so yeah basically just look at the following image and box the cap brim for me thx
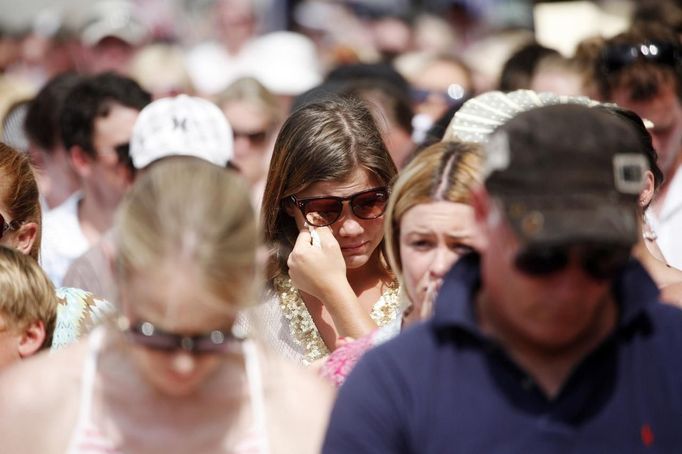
[501,196,638,247]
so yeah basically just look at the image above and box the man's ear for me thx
[470,184,491,225]
[13,222,37,256]
[70,146,93,178]
[639,170,656,208]
[469,185,491,253]
[17,320,46,358]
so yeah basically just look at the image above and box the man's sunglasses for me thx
[120,318,244,354]
[410,84,466,106]
[599,41,681,75]
[289,186,389,228]
[0,213,20,240]
[514,243,631,280]
[233,129,269,145]
[115,143,135,174]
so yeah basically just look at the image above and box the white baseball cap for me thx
[130,95,233,169]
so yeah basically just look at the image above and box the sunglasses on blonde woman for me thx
[118,317,244,354]
[289,187,389,227]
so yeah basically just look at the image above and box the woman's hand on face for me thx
[403,275,439,328]
[287,226,348,300]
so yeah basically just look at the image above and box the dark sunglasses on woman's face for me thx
[598,41,681,75]
[289,187,389,228]
[514,243,631,280]
[0,213,20,240]
[119,318,244,354]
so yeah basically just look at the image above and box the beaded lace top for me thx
[273,276,400,365]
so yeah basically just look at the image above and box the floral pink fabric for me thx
[319,331,380,387]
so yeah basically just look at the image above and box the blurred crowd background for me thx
[0,0,656,118]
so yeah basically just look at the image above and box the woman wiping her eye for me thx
[252,96,401,365]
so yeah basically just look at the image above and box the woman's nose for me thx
[338,216,364,236]
[429,247,455,277]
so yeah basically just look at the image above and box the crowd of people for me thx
[0,0,682,452]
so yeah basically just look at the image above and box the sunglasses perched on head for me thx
[289,186,389,227]
[119,318,244,354]
[514,243,631,280]
[599,41,681,75]
[0,213,20,240]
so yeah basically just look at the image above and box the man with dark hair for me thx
[596,23,682,268]
[24,72,83,210]
[323,104,682,452]
[41,72,150,286]
[498,42,560,92]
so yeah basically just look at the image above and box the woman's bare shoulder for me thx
[259,346,335,454]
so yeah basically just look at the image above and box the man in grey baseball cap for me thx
[324,104,682,453]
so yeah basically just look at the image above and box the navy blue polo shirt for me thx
[323,254,682,453]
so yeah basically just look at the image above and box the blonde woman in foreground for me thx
[0,158,333,454]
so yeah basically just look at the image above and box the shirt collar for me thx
[431,253,482,334]
[431,253,660,334]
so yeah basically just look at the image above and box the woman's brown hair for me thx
[261,96,398,280]
[0,142,41,260]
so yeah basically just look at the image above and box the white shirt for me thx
[40,192,89,286]
[648,169,682,269]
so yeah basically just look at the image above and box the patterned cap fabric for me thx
[443,89,600,144]
[130,95,233,169]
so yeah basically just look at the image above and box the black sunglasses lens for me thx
[351,190,388,220]
[582,246,631,280]
[115,143,135,174]
[410,88,429,103]
[193,332,234,353]
[303,199,343,227]
[515,246,569,276]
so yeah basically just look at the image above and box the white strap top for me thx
[66,327,270,454]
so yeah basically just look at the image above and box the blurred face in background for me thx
[411,58,471,122]
[222,100,275,187]
[77,103,138,209]
[611,83,682,178]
